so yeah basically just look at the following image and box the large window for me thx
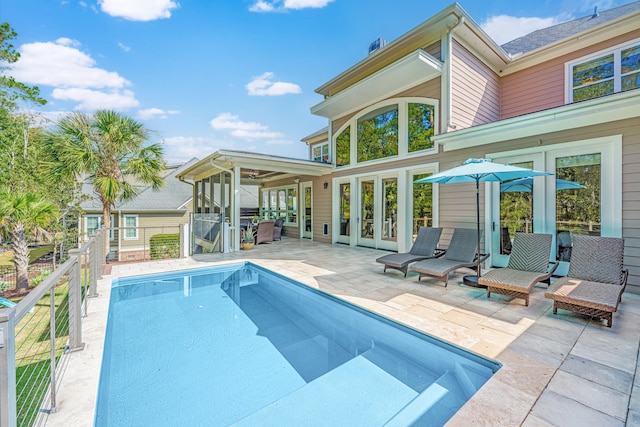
[412,173,433,234]
[261,186,297,224]
[408,103,435,152]
[335,126,350,167]
[333,98,437,168]
[312,142,330,163]
[568,38,640,102]
[357,104,398,163]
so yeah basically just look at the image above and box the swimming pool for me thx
[95,263,500,426]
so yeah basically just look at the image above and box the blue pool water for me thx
[95,263,500,426]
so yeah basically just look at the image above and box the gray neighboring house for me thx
[78,159,198,261]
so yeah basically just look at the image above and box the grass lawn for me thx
[0,245,54,267]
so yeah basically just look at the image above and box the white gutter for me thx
[443,16,465,132]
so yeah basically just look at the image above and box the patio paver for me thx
[43,238,640,426]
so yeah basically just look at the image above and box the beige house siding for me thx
[116,211,189,250]
[501,29,640,120]
[450,40,500,129]
[311,177,332,243]
[424,40,442,61]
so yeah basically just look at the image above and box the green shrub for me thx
[150,233,180,260]
[31,269,52,286]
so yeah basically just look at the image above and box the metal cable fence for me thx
[1,229,106,427]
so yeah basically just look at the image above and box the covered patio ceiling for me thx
[176,149,333,185]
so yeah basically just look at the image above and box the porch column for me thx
[232,165,242,251]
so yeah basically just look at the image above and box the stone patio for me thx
[45,238,640,426]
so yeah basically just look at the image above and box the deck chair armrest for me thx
[475,253,490,264]
[434,248,447,258]
[548,261,560,275]
[622,269,629,291]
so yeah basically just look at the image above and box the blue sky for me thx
[3,0,632,163]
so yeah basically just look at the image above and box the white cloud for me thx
[162,136,236,163]
[249,1,274,12]
[137,108,180,120]
[249,0,333,12]
[481,15,559,45]
[246,72,302,96]
[283,0,333,9]
[55,37,81,48]
[52,88,139,111]
[11,39,129,89]
[210,112,267,131]
[231,129,285,139]
[209,112,285,140]
[118,42,131,52]
[99,0,179,21]
[10,38,140,111]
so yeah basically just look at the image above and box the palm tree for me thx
[44,110,166,254]
[0,190,58,290]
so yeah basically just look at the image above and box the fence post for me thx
[67,249,85,352]
[89,236,98,298]
[96,229,104,281]
[0,309,17,427]
[180,224,186,259]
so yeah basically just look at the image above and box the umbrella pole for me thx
[463,179,486,288]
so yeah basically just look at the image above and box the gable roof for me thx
[502,1,640,57]
[80,158,198,212]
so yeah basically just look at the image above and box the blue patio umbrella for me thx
[501,177,585,192]
[415,158,552,287]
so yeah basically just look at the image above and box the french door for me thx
[489,154,545,267]
[355,175,398,251]
[301,182,312,239]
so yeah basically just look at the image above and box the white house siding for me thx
[450,40,500,129]
[501,28,640,120]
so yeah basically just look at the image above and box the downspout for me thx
[443,16,465,132]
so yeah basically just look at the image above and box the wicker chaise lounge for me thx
[479,233,558,306]
[376,227,444,276]
[409,228,485,287]
[544,235,627,327]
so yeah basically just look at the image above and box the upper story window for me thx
[408,103,435,152]
[334,98,437,168]
[357,104,398,163]
[312,142,330,163]
[568,38,640,103]
[336,125,350,167]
